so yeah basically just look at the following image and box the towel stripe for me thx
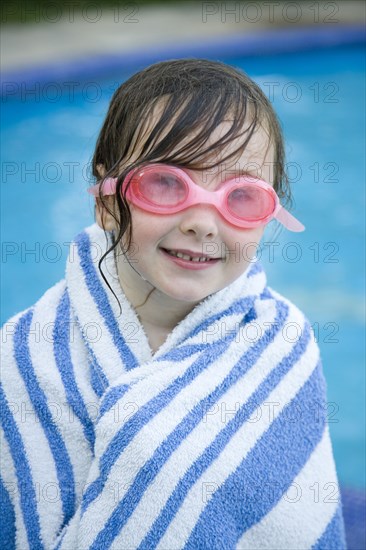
[53,289,95,451]
[81,308,258,515]
[312,503,347,550]
[84,301,287,548]
[0,474,16,549]
[13,310,76,529]
[184,358,324,549]
[182,294,258,342]
[154,313,318,549]
[82,307,258,517]
[75,231,139,370]
[235,425,340,549]
[180,263,264,344]
[137,302,296,549]
[81,334,233,514]
[98,384,130,419]
[0,383,43,550]
[156,307,257,368]
[72,316,109,397]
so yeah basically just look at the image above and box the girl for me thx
[1,59,346,549]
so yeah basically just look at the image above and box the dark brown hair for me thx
[90,58,291,308]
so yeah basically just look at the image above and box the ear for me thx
[95,196,117,232]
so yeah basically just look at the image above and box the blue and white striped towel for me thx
[1,223,346,549]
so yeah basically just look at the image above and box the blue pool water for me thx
[1,45,365,491]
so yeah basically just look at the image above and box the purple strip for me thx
[1,24,365,95]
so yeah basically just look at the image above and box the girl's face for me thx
[113,121,275,308]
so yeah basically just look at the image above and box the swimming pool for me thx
[1,42,365,499]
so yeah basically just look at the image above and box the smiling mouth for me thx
[162,248,221,263]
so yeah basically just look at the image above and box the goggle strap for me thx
[87,177,117,196]
[275,206,305,232]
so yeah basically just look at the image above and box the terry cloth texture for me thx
[1,223,346,550]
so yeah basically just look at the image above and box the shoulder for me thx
[265,284,329,396]
[263,284,317,340]
[1,279,67,343]
[1,279,67,387]
[246,262,313,334]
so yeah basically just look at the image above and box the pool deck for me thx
[1,1,365,72]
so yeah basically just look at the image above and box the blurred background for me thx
[1,1,365,547]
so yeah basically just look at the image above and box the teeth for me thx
[176,252,192,260]
[167,250,210,262]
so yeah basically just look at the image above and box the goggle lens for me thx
[136,172,187,206]
[227,186,276,221]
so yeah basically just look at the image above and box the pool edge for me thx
[1,24,365,95]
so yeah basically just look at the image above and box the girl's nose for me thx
[178,204,220,239]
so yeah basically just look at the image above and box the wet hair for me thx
[90,58,291,308]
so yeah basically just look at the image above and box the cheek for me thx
[227,226,265,248]
[129,209,172,247]
[225,226,265,263]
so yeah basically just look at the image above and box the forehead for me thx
[128,98,274,179]
[186,121,275,185]
[205,120,273,163]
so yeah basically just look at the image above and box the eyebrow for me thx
[218,167,264,184]
[235,168,261,178]
[179,165,267,189]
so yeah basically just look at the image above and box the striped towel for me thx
[1,223,346,549]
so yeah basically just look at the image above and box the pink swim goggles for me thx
[88,163,305,232]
